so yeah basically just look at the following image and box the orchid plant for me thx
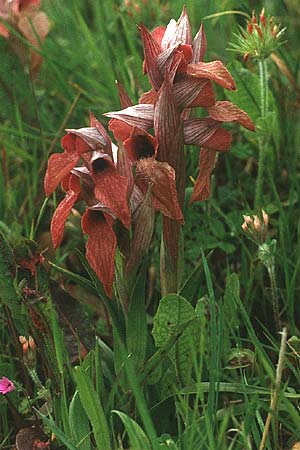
[0,0,49,77]
[45,7,254,309]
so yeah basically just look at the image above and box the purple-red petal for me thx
[105,104,154,130]
[208,101,255,131]
[50,175,81,248]
[184,118,232,151]
[92,159,131,229]
[81,209,116,298]
[135,158,184,223]
[139,23,163,90]
[187,61,236,90]
[192,23,207,63]
[190,149,217,202]
[44,151,79,197]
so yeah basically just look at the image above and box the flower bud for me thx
[253,215,261,232]
[247,22,253,34]
[242,215,252,224]
[19,335,37,369]
[260,8,266,27]
[262,209,269,228]
[255,24,263,40]
[241,222,248,232]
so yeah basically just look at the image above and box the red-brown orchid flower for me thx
[106,8,255,203]
[0,0,49,77]
[45,114,183,296]
[105,7,254,272]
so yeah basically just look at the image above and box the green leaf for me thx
[152,294,198,385]
[69,391,91,450]
[112,410,151,450]
[127,265,148,372]
[0,231,27,333]
[226,60,261,123]
[74,366,111,450]
[38,413,79,450]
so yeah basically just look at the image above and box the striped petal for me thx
[82,209,117,298]
[187,60,236,90]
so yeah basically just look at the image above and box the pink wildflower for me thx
[0,376,15,395]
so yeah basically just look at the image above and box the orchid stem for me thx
[255,58,268,208]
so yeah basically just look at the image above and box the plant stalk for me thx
[266,259,280,332]
[255,58,268,208]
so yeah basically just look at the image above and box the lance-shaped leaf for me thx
[105,104,154,130]
[184,118,232,151]
[190,149,217,203]
[135,157,184,223]
[124,127,158,161]
[187,60,236,90]
[126,188,155,274]
[154,77,180,163]
[172,78,215,109]
[208,101,255,131]
[50,174,81,248]
[192,23,207,63]
[116,81,134,108]
[81,209,117,299]
[91,152,131,229]
[139,24,163,90]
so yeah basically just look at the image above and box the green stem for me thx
[259,58,268,118]
[255,58,269,208]
[266,259,280,332]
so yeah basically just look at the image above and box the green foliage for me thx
[152,294,199,385]
[69,391,92,450]
[74,366,112,450]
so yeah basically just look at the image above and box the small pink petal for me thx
[0,22,9,38]
[0,377,15,395]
